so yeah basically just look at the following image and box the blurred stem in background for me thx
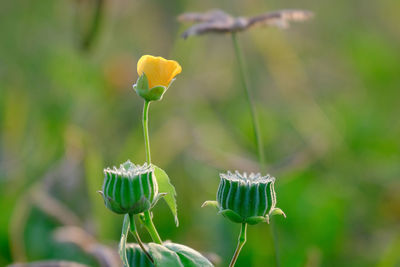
[231,33,265,170]
[80,0,104,51]
[141,101,162,244]
[231,32,280,267]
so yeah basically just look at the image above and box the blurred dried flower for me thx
[178,9,313,39]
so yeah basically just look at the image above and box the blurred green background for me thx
[1,0,400,266]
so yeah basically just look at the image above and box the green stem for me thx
[120,215,130,267]
[231,33,280,267]
[141,100,162,244]
[128,213,154,264]
[229,223,247,267]
[143,101,151,164]
[142,210,163,244]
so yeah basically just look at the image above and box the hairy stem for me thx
[129,213,154,264]
[142,210,163,244]
[229,223,247,267]
[231,33,280,267]
[141,100,162,244]
[143,101,151,164]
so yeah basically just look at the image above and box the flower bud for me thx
[99,161,158,215]
[133,55,182,102]
[210,171,285,225]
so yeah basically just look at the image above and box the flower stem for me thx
[229,223,247,267]
[141,100,162,244]
[128,213,154,264]
[231,33,281,267]
[142,210,163,244]
[143,101,151,164]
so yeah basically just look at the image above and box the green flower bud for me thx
[99,161,158,215]
[206,171,285,225]
[126,244,154,267]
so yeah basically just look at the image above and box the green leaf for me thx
[151,193,167,209]
[126,244,154,267]
[164,243,214,267]
[119,214,130,267]
[153,165,178,226]
[146,242,214,267]
[148,243,183,267]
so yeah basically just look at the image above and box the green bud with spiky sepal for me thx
[203,171,286,225]
[99,160,159,215]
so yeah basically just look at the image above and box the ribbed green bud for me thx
[99,161,158,215]
[126,244,154,267]
[211,171,285,225]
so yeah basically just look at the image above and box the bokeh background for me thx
[1,0,400,266]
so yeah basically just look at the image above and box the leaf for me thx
[119,214,130,267]
[146,242,214,267]
[151,193,167,209]
[126,243,154,267]
[148,243,183,267]
[164,243,214,267]
[153,165,179,226]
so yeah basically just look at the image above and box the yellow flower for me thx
[137,55,182,89]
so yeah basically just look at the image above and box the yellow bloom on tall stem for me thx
[137,55,182,89]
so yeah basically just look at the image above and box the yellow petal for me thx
[137,55,182,89]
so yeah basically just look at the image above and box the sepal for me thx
[201,200,219,209]
[133,74,167,102]
[245,216,268,225]
[269,208,286,218]
[219,209,243,223]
